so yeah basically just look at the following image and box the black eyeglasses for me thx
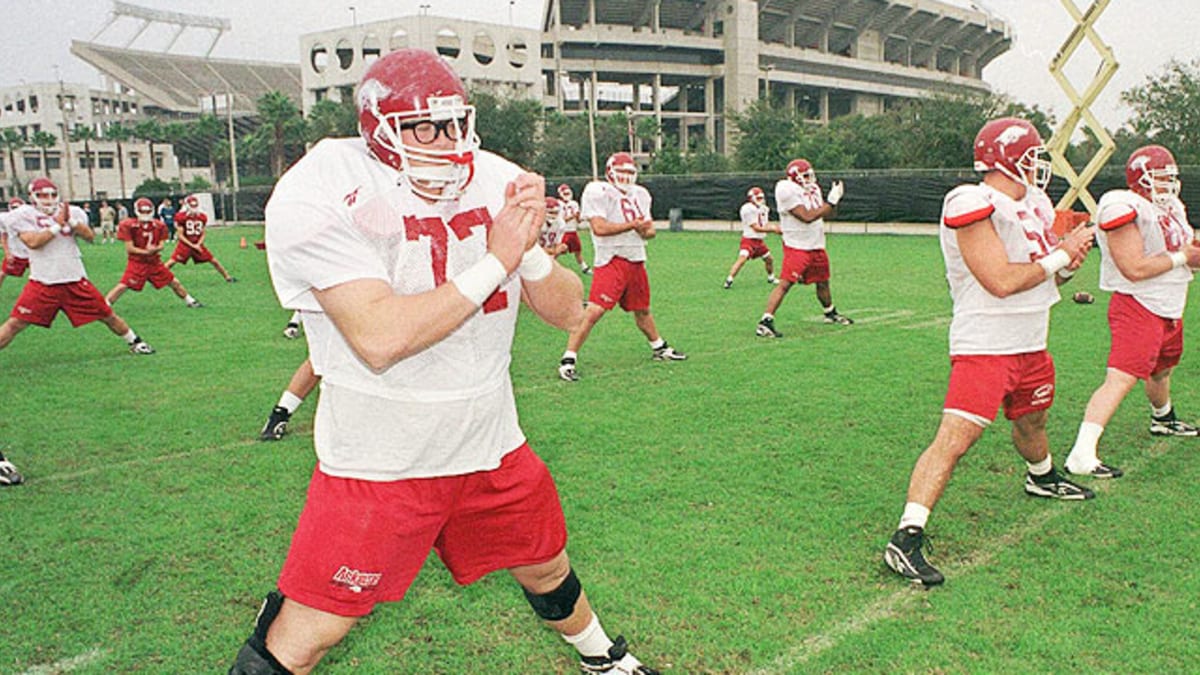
[399,117,469,144]
[34,191,58,198]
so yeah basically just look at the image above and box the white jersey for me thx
[1095,190,1193,319]
[560,198,581,233]
[266,138,527,481]
[940,182,1061,355]
[539,214,566,249]
[775,179,826,250]
[7,204,89,284]
[582,181,651,267]
[1,210,32,259]
[740,201,770,240]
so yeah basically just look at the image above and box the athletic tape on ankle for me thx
[452,253,508,306]
[1037,249,1071,279]
[518,246,553,281]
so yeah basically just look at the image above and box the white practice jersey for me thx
[940,182,1061,355]
[266,138,527,481]
[560,198,581,233]
[1095,190,1193,319]
[582,181,651,267]
[740,201,770,240]
[7,205,89,284]
[775,179,826,250]
[540,214,566,249]
[1,210,31,259]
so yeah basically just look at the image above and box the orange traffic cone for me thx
[239,236,247,249]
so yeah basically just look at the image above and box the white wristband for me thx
[1057,267,1075,280]
[1169,251,1188,269]
[451,253,508,307]
[1037,249,1071,279]
[517,246,553,282]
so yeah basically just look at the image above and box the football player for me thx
[723,186,779,289]
[105,197,204,308]
[756,158,850,338]
[1064,145,1200,478]
[882,118,1095,587]
[0,197,30,291]
[556,152,687,382]
[166,194,236,282]
[229,48,658,675]
[0,177,155,355]
[557,183,590,274]
[540,196,569,258]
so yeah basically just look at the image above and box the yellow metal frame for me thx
[1045,0,1118,213]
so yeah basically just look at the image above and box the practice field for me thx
[2,226,1197,673]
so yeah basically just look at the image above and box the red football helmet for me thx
[747,186,766,206]
[134,197,155,220]
[356,48,478,201]
[1126,145,1180,206]
[557,183,573,201]
[7,197,24,211]
[545,196,560,219]
[27,177,59,215]
[606,152,638,191]
[184,194,200,211]
[973,117,1051,190]
[786,159,816,186]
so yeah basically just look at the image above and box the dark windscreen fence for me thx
[547,167,1200,224]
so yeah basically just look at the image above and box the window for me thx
[98,152,114,169]
[313,88,328,102]
[79,155,94,169]
[16,99,25,113]
[23,154,40,171]
[154,152,163,169]
[130,152,140,169]
[46,153,61,170]
[30,95,40,113]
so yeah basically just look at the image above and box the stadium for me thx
[3,1,1199,674]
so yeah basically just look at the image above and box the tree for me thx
[532,112,593,177]
[188,114,228,186]
[133,118,162,180]
[305,99,358,144]
[470,90,542,168]
[1121,59,1200,164]
[256,91,305,177]
[731,100,800,172]
[29,131,58,180]
[71,126,98,199]
[646,138,686,175]
[106,122,132,198]
[0,128,25,193]
[161,121,189,186]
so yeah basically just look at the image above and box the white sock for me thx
[184,294,196,304]
[726,276,734,283]
[1152,400,1172,418]
[121,330,137,345]
[761,313,773,322]
[562,350,578,362]
[1066,422,1104,469]
[278,391,304,414]
[649,338,665,350]
[561,613,613,658]
[1027,456,1053,476]
[290,310,302,324]
[822,304,835,314]
[898,502,930,531]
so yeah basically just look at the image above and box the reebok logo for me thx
[344,187,361,207]
[331,566,382,593]
[16,305,32,315]
[1031,383,1054,407]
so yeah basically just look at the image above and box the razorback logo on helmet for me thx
[605,152,638,191]
[973,117,1051,190]
[134,197,155,221]
[1126,145,1180,206]
[27,177,59,215]
[356,49,479,202]
[786,159,816,186]
[747,187,766,206]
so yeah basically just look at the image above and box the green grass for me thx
[2,227,1197,673]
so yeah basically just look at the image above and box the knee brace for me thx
[229,590,293,675]
[523,568,582,621]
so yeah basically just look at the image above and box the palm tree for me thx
[107,122,131,198]
[191,114,226,186]
[29,131,58,180]
[161,121,189,188]
[71,126,99,199]
[0,129,25,193]
[133,118,162,180]
[256,91,303,177]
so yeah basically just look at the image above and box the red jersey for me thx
[174,210,207,244]
[117,217,169,263]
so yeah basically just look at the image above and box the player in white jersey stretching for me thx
[557,152,687,382]
[229,49,658,675]
[723,186,779,288]
[882,118,1096,587]
[756,158,851,337]
[1063,145,1200,479]
[557,183,590,274]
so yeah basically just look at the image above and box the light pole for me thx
[624,105,635,153]
[761,63,775,103]
[349,6,357,26]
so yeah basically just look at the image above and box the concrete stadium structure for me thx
[300,0,1011,155]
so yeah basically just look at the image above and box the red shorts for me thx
[120,259,175,291]
[739,238,771,260]
[170,241,214,264]
[588,257,651,311]
[10,279,113,327]
[2,256,29,277]
[562,231,582,254]
[277,443,568,617]
[944,351,1056,423]
[1106,292,1183,379]
[781,247,830,284]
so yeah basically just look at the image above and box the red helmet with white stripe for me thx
[786,159,815,187]
[134,197,155,221]
[184,194,200,211]
[557,183,573,201]
[7,197,24,211]
[27,177,59,215]
[1125,145,1180,206]
[747,186,766,206]
[605,152,638,191]
[973,117,1051,190]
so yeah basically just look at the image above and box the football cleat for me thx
[559,357,579,382]
[1064,461,1124,479]
[581,264,592,275]
[1072,291,1094,304]
[824,310,854,325]
[130,340,156,355]
[756,318,782,338]
[0,457,24,486]
[767,276,779,285]
[226,277,239,283]
[260,406,291,441]
[1149,411,1200,436]
[883,526,943,586]
[580,636,659,675]
[187,300,205,308]
[723,279,733,289]
[652,344,687,361]
[282,323,301,340]
[1024,469,1095,500]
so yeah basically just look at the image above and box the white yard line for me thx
[19,648,108,674]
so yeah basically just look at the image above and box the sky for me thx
[1,0,1197,132]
